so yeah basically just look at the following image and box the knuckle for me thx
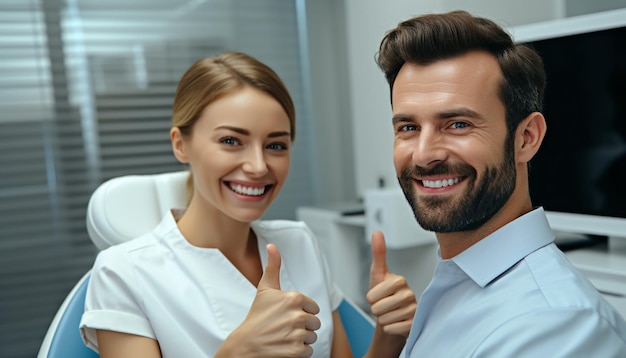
[284,290,303,304]
[369,302,381,316]
[402,288,417,302]
[311,316,321,330]
[394,275,408,288]
[302,344,314,358]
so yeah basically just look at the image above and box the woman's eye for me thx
[267,142,288,151]
[220,137,240,146]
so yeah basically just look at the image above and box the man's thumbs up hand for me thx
[366,231,417,337]
[369,230,390,289]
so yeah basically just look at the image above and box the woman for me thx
[80,52,416,357]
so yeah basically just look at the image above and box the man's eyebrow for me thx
[392,108,482,124]
[437,108,482,119]
[392,114,414,124]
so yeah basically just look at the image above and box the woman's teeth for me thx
[230,183,266,196]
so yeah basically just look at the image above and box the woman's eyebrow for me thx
[215,126,290,138]
[268,131,290,138]
[215,126,249,135]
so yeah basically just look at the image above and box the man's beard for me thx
[398,140,516,233]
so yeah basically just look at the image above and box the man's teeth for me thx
[422,178,460,188]
[230,183,266,196]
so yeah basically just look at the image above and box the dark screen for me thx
[527,26,626,219]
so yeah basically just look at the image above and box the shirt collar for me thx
[451,207,555,288]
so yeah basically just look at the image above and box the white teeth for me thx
[422,178,460,188]
[230,183,266,196]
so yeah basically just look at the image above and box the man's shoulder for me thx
[524,244,604,308]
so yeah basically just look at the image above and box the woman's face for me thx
[172,86,292,223]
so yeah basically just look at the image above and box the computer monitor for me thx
[509,8,626,239]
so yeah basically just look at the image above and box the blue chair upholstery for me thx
[38,172,376,357]
[37,272,98,358]
[338,297,376,357]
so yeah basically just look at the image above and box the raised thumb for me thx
[369,230,389,289]
[258,243,282,291]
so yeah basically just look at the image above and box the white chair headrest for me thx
[86,171,189,250]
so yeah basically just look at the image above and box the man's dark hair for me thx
[376,10,546,135]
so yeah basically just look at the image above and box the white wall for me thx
[304,0,357,205]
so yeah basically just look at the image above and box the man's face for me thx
[392,51,515,232]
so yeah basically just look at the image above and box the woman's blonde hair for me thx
[172,52,296,204]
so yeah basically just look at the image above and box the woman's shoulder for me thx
[93,210,180,264]
[92,232,158,269]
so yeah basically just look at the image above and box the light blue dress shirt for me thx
[403,207,626,357]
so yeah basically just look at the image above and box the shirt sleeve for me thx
[79,247,156,352]
[473,308,626,357]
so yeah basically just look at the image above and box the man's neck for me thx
[436,200,534,259]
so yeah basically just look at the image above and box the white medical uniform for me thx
[80,210,343,357]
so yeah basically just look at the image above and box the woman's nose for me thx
[242,147,268,177]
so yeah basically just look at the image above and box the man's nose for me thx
[411,129,447,169]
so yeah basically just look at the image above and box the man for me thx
[376,10,626,356]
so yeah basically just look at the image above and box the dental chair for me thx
[38,171,375,357]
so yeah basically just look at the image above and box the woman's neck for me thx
[175,200,263,286]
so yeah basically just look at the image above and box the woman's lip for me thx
[224,180,272,188]
[225,181,274,199]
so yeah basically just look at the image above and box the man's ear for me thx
[516,112,547,164]
[170,127,189,163]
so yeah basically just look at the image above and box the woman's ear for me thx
[516,112,547,164]
[170,127,189,163]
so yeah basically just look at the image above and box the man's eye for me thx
[399,124,417,132]
[450,122,469,129]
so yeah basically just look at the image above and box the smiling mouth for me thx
[421,177,461,189]
[228,182,272,196]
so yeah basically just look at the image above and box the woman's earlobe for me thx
[170,127,189,163]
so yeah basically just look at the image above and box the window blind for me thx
[0,1,315,356]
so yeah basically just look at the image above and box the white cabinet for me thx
[296,206,370,308]
[296,204,439,310]
[363,187,437,248]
